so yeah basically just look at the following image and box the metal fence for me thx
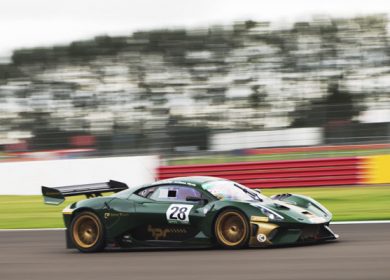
[1,102,389,163]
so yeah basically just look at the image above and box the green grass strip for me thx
[0,186,389,229]
[263,186,390,221]
[0,196,82,229]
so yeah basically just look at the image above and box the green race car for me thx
[42,176,338,252]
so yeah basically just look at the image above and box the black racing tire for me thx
[214,209,250,249]
[70,211,105,253]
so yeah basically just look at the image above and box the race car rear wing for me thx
[41,180,128,205]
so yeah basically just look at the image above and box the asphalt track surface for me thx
[1,224,389,280]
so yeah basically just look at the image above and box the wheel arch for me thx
[70,207,100,222]
[66,207,105,234]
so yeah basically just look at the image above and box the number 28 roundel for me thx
[166,204,194,224]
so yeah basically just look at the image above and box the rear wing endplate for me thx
[41,180,128,205]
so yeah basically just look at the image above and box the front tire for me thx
[70,211,105,253]
[214,209,250,249]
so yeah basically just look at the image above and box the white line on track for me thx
[331,220,390,225]
[1,220,390,231]
[0,228,65,231]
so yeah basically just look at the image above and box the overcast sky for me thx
[1,0,390,58]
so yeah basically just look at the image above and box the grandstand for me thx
[0,15,389,158]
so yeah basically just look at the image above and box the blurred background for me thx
[1,0,390,233]
[1,0,390,164]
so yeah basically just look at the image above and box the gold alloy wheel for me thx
[215,211,248,247]
[72,213,101,249]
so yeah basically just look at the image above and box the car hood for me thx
[249,200,332,224]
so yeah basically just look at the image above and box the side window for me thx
[137,186,157,198]
[149,185,201,202]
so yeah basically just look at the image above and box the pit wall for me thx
[159,155,390,188]
[0,155,158,195]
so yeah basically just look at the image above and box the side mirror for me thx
[186,196,208,205]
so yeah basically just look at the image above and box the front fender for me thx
[271,193,332,221]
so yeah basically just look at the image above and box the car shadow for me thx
[65,240,339,254]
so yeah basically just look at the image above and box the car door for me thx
[132,184,206,242]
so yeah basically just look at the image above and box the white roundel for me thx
[257,233,267,243]
[166,204,193,224]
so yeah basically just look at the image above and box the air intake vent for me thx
[274,203,290,210]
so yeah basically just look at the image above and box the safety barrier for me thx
[0,155,158,195]
[158,157,367,188]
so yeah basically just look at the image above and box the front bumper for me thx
[249,221,339,247]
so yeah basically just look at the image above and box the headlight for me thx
[251,204,284,221]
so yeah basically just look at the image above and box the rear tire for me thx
[70,211,105,253]
[214,209,250,249]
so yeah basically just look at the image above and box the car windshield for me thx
[202,180,266,202]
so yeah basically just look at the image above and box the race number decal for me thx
[166,204,193,224]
